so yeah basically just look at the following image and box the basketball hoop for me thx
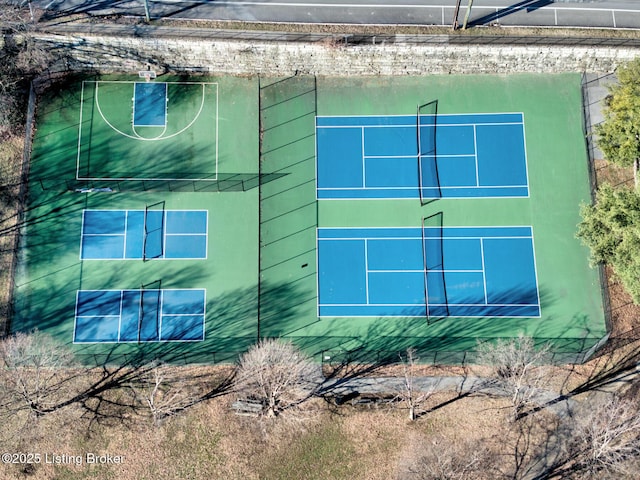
[138,71,157,82]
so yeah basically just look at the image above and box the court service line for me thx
[318,121,523,129]
[159,290,164,342]
[364,154,472,159]
[319,184,527,189]
[361,127,366,188]
[521,112,532,197]
[473,124,479,187]
[123,210,129,260]
[320,235,532,241]
[367,268,484,273]
[529,227,542,310]
[319,302,538,308]
[316,112,524,118]
[118,290,124,342]
[364,239,370,303]
[480,238,488,304]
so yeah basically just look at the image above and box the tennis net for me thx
[417,100,440,205]
[422,213,449,323]
[138,283,161,342]
[143,202,165,260]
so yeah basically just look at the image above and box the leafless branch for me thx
[233,339,322,419]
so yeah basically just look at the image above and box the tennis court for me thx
[12,72,609,364]
[316,113,529,199]
[74,288,206,343]
[318,226,540,318]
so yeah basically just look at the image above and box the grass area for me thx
[6,359,637,480]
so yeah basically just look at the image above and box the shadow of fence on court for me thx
[32,173,287,193]
[258,74,318,338]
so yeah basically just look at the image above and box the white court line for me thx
[73,288,205,343]
[521,112,531,196]
[319,302,539,307]
[162,209,167,259]
[480,238,488,305]
[215,82,219,180]
[123,210,129,259]
[338,235,532,240]
[159,289,164,342]
[473,124,479,186]
[529,227,542,312]
[367,153,474,159]
[368,268,483,273]
[72,290,80,343]
[319,235,532,240]
[95,82,207,142]
[79,209,86,261]
[319,225,534,229]
[316,112,524,118]
[76,81,86,180]
[318,122,523,129]
[364,239,370,304]
[319,184,528,190]
[118,290,124,342]
[361,127,366,187]
[318,194,531,200]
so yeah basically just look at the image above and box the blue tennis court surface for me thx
[133,82,167,127]
[74,288,205,343]
[81,210,207,260]
[316,113,529,199]
[317,226,540,318]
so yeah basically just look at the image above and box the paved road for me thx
[31,0,640,29]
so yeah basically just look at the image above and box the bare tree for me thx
[233,339,321,418]
[0,330,76,416]
[129,362,204,426]
[398,348,434,421]
[399,434,494,480]
[555,395,640,479]
[476,335,551,421]
[0,1,52,134]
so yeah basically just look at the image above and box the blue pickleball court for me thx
[74,288,205,343]
[133,82,168,127]
[316,113,529,199]
[80,209,208,260]
[317,226,540,318]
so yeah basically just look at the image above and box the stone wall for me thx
[33,32,640,76]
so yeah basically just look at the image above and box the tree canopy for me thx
[595,59,640,186]
[577,183,640,303]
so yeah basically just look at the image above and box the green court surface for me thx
[77,80,218,180]
[13,75,259,364]
[12,72,607,365]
